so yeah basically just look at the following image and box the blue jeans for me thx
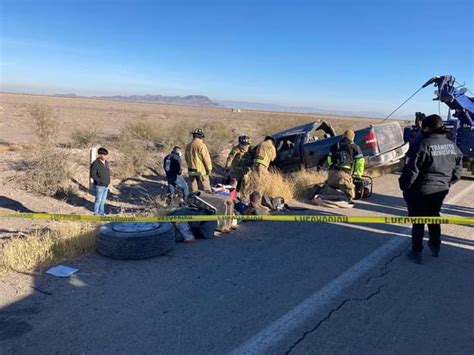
[94,185,108,215]
[168,175,189,198]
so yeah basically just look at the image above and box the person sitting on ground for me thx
[163,146,189,199]
[90,147,111,216]
[326,129,364,201]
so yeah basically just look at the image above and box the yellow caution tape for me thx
[0,213,472,225]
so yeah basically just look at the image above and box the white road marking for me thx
[443,182,474,206]
[231,183,472,355]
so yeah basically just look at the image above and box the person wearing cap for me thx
[90,147,111,216]
[252,136,277,175]
[399,114,463,264]
[164,146,189,199]
[225,135,251,186]
[326,129,365,200]
[185,128,213,193]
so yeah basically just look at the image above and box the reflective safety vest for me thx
[327,138,365,177]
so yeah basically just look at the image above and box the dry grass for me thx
[242,169,295,202]
[292,170,328,199]
[240,168,328,202]
[0,142,24,153]
[0,222,97,274]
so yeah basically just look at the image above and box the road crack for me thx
[364,248,405,285]
[285,248,406,354]
[285,286,386,354]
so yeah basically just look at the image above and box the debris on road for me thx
[46,265,79,277]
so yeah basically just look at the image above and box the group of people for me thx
[163,129,278,199]
[89,115,463,264]
[89,129,279,216]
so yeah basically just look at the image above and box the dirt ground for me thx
[0,92,383,242]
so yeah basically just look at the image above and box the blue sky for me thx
[1,0,473,116]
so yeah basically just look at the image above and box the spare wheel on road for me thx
[97,222,175,260]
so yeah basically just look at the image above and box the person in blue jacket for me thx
[164,146,189,198]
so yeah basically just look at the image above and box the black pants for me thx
[403,189,449,253]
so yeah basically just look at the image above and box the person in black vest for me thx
[164,146,189,198]
[90,147,111,216]
[399,115,463,264]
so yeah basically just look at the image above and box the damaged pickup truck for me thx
[272,120,409,172]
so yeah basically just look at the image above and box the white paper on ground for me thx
[46,265,79,277]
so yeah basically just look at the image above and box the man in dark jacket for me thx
[399,115,463,264]
[90,147,111,216]
[164,146,189,198]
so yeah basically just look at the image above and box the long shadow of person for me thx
[0,196,35,213]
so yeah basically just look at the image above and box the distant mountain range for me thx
[53,93,223,108]
[51,93,399,119]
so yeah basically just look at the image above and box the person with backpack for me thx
[326,130,365,200]
[399,114,463,264]
[164,146,189,199]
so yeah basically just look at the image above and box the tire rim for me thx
[111,223,162,233]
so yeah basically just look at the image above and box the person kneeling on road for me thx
[164,146,189,199]
[90,147,111,216]
[399,114,463,264]
[326,129,365,201]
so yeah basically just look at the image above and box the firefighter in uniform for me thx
[399,115,463,264]
[225,135,251,187]
[185,128,213,193]
[326,129,365,200]
[252,136,277,175]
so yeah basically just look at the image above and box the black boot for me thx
[428,241,440,257]
[407,250,422,264]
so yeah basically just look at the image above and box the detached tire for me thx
[97,222,175,260]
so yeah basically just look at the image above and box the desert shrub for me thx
[0,222,96,273]
[292,170,328,199]
[25,147,74,195]
[120,114,165,149]
[201,121,234,162]
[115,133,152,179]
[114,115,162,179]
[70,127,99,148]
[241,169,295,202]
[27,104,58,145]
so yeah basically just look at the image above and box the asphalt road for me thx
[1,174,473,354]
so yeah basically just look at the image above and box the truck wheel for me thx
[96,222,175,260]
